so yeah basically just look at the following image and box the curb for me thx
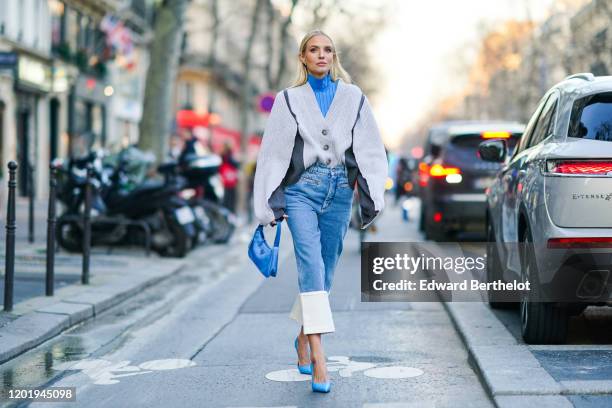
[441,302,574,408]
[0,259,186,365]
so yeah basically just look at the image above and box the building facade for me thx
[0,0,151,197]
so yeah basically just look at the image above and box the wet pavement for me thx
[0,253,132,307]
[0,273,80,306]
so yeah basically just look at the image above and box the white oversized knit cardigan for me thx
[253,79,388,226]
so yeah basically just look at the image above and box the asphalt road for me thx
[0,197,493,408]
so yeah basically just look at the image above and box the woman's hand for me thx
[269,214,289,227]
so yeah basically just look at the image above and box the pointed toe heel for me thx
[312,380,331,393]
[294,337,312,375]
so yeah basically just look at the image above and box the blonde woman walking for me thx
[253,29,388,393]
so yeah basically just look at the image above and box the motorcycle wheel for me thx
[190,204,210,247]
[198,200,235,244]
[157,212,191,258]
[56,216,83,253]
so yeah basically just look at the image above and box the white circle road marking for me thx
[363,366,424,379]
[265,369,311,382]
[138,359,196,371]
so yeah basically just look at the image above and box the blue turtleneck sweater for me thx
[307,73,337,117]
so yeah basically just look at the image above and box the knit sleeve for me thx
[253,91,299,226]
[352,95,388,216]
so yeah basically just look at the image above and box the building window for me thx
[180,82,194,110]
[66,8,79,52]
[50,0,66,48]
[17,0,24,40]
[0,0,5,34]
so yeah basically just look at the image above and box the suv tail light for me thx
[545,160,612,175]
[548,237,612,248]
[429,164,461,177]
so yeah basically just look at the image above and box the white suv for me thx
[479,73,612,344]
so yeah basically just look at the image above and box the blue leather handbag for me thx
[248,221,282,278]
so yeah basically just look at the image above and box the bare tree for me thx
[296,0,389,95]
[139,0,189,161]
[236,0,265,216]
[265,0,299,90]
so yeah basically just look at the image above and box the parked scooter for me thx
[177,153,236,244]
[55,148,197,257]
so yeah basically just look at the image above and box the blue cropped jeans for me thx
[285,161,353,334]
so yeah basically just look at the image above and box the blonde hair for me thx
[292,30,352,87]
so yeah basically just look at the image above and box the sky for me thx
[367,0,556,148]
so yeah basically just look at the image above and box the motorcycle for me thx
[177,153,236,244]
[55,148,197,257]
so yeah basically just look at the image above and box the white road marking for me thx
[363,366,424,379]
[327,356,376,377]
[265,356,425,382]
[363,403,435,408]
[139,359,196,370]
[54,358,196,385]
[265,368,311,382]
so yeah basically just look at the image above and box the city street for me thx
[0,201,494,408]
[1,0,612,407]
[1,200,612,407]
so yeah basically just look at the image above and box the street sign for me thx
[0,51,17,69]
[257,93,275,113]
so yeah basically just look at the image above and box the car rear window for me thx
[449,133,521,150]
[568,92,612,141]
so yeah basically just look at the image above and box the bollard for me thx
[45,164,58,296]
[4,161,17,312]
[28,162,34,243]
[81,164,93,285]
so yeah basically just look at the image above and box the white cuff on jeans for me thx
[288,291,335,334]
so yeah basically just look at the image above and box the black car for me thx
[420,121,524,241]
[418,120,478,230]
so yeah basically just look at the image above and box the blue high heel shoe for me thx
[312,380,331,393]
[294,337,313,375]
[311,364,331,393]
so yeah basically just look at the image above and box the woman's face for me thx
[300,35,334,78]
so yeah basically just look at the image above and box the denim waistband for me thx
[305,161,347,176]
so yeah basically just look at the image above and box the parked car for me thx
[418,120,485,232]
[420,121,524,240]
[480,73,612,344]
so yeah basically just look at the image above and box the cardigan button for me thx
[323,144,329,151]
[325,158,331,165]
[322,129,328,136]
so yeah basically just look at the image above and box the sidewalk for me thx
[0,196,253,367]
[0,249,186,365]
[0,197,169,310]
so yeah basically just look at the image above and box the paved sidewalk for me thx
[0,249,186,365]
[0,195,253,368]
